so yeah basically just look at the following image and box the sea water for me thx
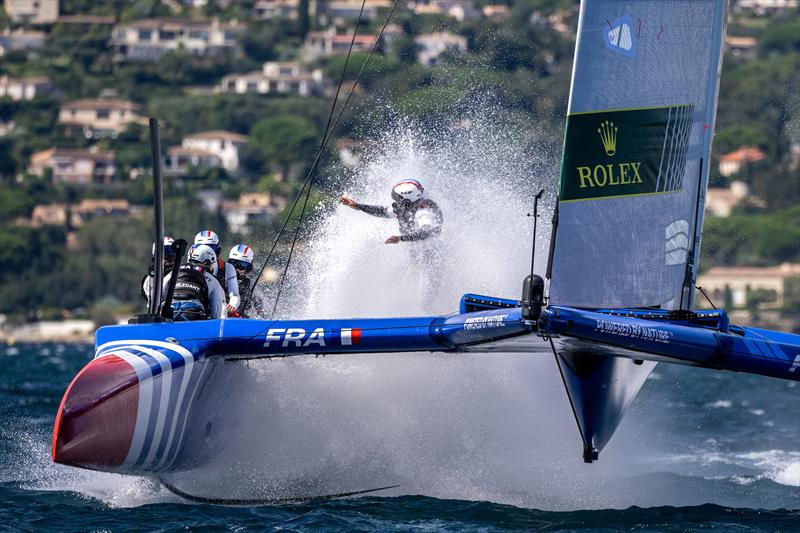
[2,115,798,530]
[2,343,798,530]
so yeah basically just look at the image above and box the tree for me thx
[250,115,318,180]
[297,0,310,38]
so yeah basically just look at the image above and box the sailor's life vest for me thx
[171,265,210,321]
[215,259,228,300]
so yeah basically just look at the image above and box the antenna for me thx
[521,189,546,321]
[529,188,545,279]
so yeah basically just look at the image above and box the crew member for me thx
[164,244,225,321]
[339,179,443,244]
[227,244,256,317]
[340,179,444,309]
[194,230,240,314]
[142,236,176,304]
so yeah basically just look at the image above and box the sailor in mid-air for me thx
[340,179,444,307]
[164,244,226,320]
[194,230,240,315]
[339,179,443,244]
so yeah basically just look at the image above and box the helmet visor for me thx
[230,259,252,273]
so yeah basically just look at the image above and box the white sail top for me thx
[548,0,726,310]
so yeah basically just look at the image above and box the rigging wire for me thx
[243,0,401,317]
[242,0,369,316]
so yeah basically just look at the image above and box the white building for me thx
[58,98,142,138]
[0,28,46,56]
[410,0,480,22]
[223,193,286,235]
[0,75,52,100]
[29,147,116,185]
[253,0,318,19]
[415,31,467,66]
[734,0,798,15]
[110,18,243,62]
[4,0,59,24]
[323,0,392,23]
[164,146,223,175]
[303,27,379,59]
[181,130,248,172]
[220,62,325,97]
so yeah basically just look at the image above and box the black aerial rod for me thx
[148,117,165,316]
[529,189,545,279]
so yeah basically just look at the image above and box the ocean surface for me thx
[1,342,798,532]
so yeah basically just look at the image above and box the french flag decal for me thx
[340,328,362,345]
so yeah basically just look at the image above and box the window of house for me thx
[138,29,152,41]
[246,82,258,92]
[289,81,300,92]
[279,67,294,76]
[268,81,278,91]
[96,109,110,120]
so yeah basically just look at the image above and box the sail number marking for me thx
[263,327,362,349]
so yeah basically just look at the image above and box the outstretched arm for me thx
[340,196,391,218]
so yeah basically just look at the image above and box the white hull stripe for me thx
[96,341,200,471]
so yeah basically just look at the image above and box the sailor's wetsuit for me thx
[356,199,444,241]
[356,199,444,309]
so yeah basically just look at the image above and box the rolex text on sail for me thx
[560,105,695,202]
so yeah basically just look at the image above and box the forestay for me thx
[548,0,726,310]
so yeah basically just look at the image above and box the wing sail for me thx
[548,0,727,310]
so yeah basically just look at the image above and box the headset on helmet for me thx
[228,244,254,271]
[194,230,221,255]
[188,244,218,275]
[391,179,424,204]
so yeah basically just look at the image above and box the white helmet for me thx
[391,179,424,204]
[194,230,221,254]
[188,244,218,275]
[152,236,175,257]
[228,244,254,264]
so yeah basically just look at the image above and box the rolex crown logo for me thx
[597,120,618,156]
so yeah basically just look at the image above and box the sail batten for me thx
[549,0,727,310]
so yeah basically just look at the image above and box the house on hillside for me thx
[725,36,757,59]
[181,130,248,172]
[4,0,59,24]
[223,192,287,235]
[0,75,52,100]
[254,0,303,19]
[697,263,800,309]
[718,146,767,177]
[110,18,243,62]
[733,0,798,15]
[30,199,131,227]
[0,28,46,55]
[303,27,379,59]
[164,147,223,175]
[321,0,392,23]
[29,148,116,185]
[482,4,510,20]
[409,0,480,22]
[705,181,765,217]
[220,62,326,98]
[415,32,467,66]
[59,98,142,138]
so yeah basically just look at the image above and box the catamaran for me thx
[52,0,800,501]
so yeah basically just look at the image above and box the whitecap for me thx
[704,400,732,408]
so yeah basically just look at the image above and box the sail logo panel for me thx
[560,105,694,202]
[605,14,636,57]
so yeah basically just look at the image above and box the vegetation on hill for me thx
[0,1,797,322]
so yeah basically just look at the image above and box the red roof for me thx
[719,146,766,163]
